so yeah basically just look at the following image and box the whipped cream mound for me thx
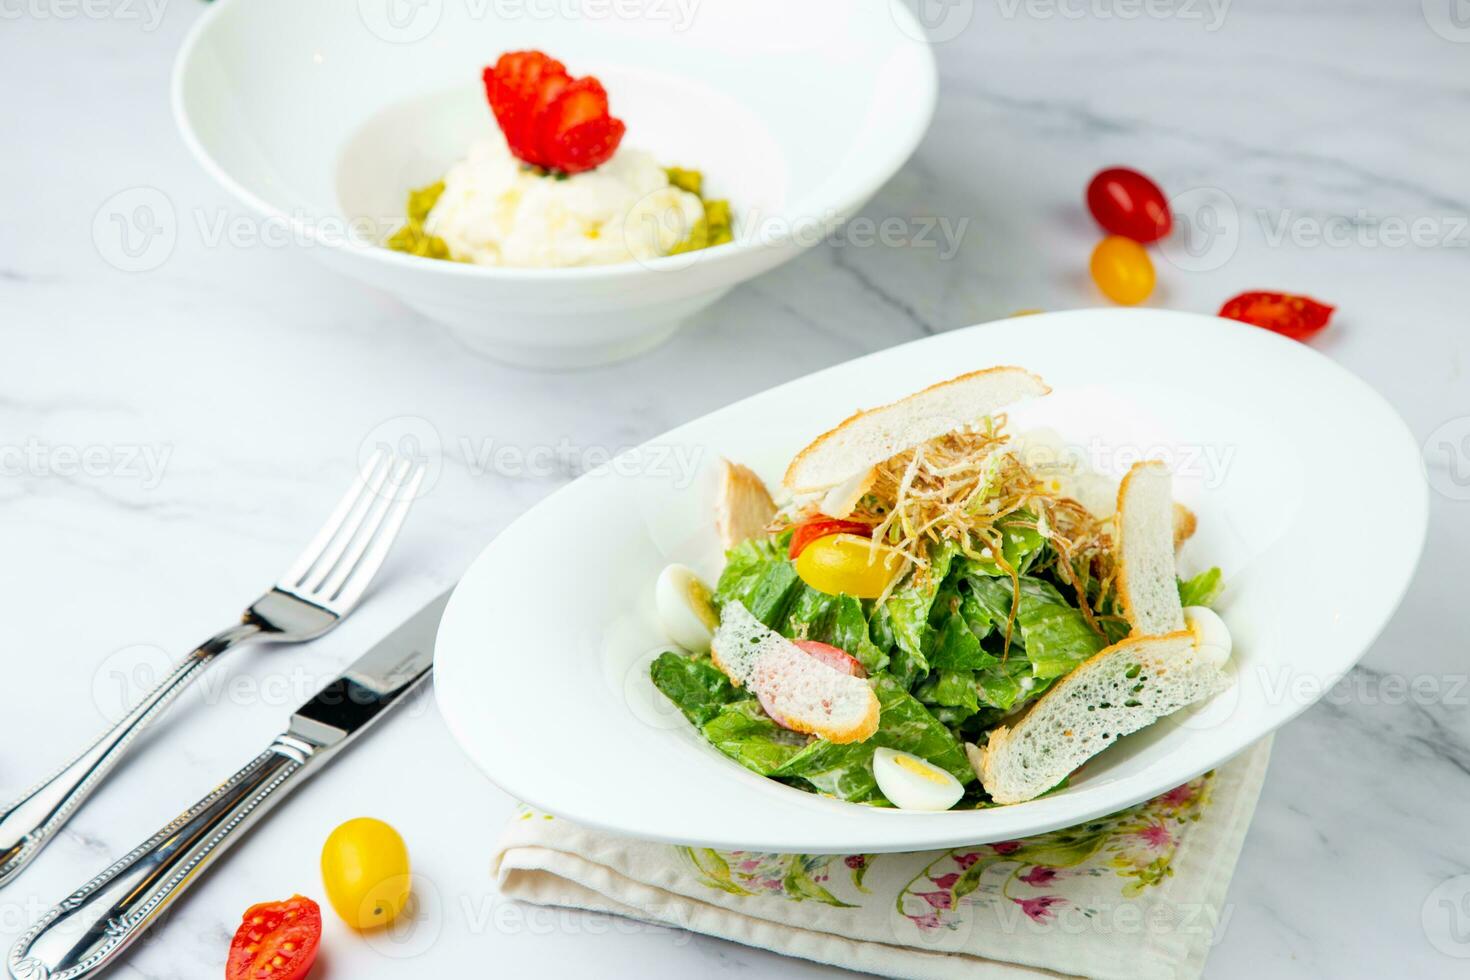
[425,134,707,268]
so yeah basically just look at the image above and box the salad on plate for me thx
[387,50,732,268]
[650,367,1233,811]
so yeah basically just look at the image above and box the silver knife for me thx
[8,592,448,980]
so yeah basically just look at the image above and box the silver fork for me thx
[0,449,425,888]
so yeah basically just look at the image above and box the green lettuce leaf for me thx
[700,701,810,775]
[882,540,960,681]
[967,575,1106,679]
[965,511,1046,577]
[714,537,800,628]
[921,668,982,716]
[959,592,996,639]
[972,657,1055,713]
[1178,567,1224,607]
[770,676,973,803]
[649,651,742,726]
[928,612,998,671]
[784,586,889,674]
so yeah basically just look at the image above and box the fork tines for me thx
[280,448,427,611]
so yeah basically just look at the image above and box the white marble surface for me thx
[2,1,1469,977]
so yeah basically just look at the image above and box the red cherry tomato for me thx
[788,517,872,559]
[1086,167,1172,243]
[226,895,321,980]
[757,639,866,730]
[1218,291,1334,342]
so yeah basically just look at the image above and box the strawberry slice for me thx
[482,50,624,174]
[534,76,626,174]
[484,51,570,167]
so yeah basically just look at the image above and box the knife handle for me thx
[7,734,321,980]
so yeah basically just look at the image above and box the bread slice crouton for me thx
[1115,461,1187,637]
[711,602,880,744]
[782,367,1051,493]
[976,630,1230,803]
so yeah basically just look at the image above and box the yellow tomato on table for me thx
[1089,235,1155,305]
[794,533,903,599]
[320,817,412,930]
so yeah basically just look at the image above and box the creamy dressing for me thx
[425,134,706,268]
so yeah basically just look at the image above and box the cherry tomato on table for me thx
[226,895,321,980]
[1089,235,1155,305]
[1218,291,1335,342]
[321,817,412,930]
[788,517,872,559]
[1086,167,1172,243]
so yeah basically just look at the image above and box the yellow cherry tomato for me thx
[320,817,411,930]
[794,533,903,599]
[1089,235,1155,305]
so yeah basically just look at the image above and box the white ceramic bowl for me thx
[172,0,937,368]
[434,309,1428,853]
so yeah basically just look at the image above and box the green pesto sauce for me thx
[383,167,733,262]
[665,167,734,254]
[384,180,453,260]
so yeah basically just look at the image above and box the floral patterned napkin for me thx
[491,738,1270,980]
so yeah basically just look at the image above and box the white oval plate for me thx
[435,309,1427,853]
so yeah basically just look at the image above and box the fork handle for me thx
[8,735,322,980]
[0,622,262,889]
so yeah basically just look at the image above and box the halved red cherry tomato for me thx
[226,895,321,980]
[788,517,872,560]
[1218,291,1335,342]
[757,639,866,730]
[1086,167,1172,243]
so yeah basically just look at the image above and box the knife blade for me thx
[8,591,450,980]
